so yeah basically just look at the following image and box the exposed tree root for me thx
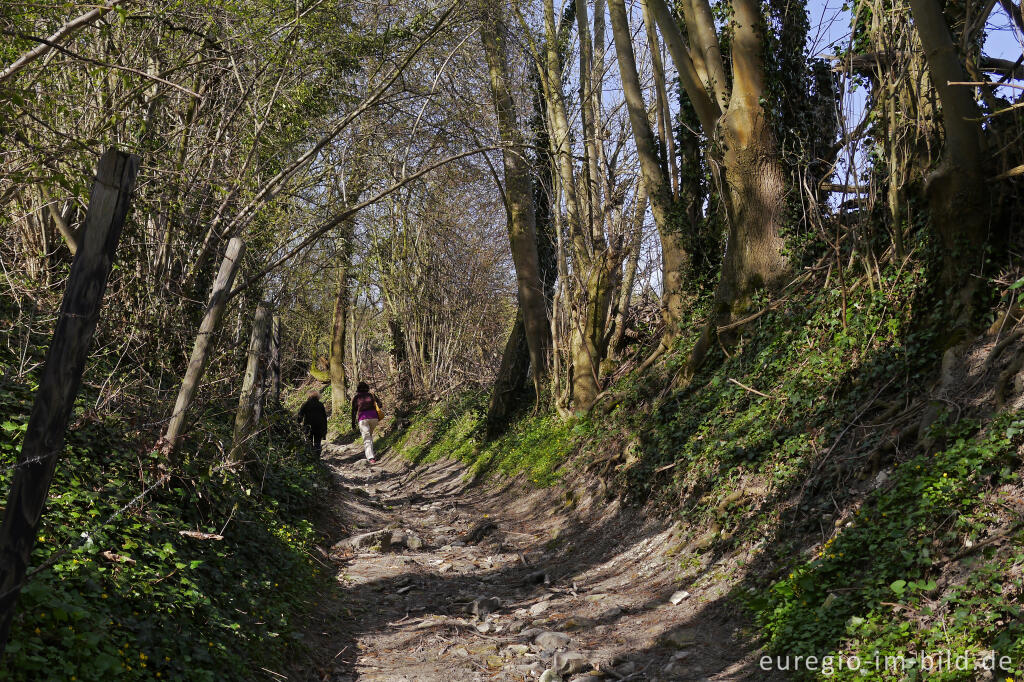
[985,324,1024,368]
[995,344,1024,408]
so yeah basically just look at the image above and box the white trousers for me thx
[358,418,378,460]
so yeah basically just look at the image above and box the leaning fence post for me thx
[268,314,282,407]
[229,303,271,462]
[0,148,139,655]
[161,237,246,456]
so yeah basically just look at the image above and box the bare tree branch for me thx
[227,146,501,299]
[0,0,128,84]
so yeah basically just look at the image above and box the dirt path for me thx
[286,441,783,682]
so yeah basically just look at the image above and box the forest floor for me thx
[285,438,787,682]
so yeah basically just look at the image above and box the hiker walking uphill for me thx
[297,391,328,457]
[351,382,382,464]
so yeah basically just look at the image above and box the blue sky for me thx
[802,0,1023,193]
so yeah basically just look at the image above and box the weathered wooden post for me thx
[0,148,139,654]
[229,303,271,462]
[253,322,269,425]
[160,237,245,456]
[268,314,282,406]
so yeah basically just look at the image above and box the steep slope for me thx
[0,294,337,681]
[376,258,1024,681]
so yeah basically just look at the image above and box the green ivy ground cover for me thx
[0,323,334,680]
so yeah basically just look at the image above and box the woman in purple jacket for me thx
[350,382,382,464]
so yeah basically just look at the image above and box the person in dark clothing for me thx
[297,391,328,457]
[350,382,382,464]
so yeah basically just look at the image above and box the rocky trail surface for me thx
[286,441,782,681]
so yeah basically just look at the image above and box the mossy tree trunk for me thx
[480,2,551,393]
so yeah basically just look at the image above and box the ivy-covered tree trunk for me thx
[908,0,989,317]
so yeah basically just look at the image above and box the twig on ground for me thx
[727,377,774,399]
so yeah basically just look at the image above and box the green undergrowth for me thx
[585,257,1022,679]
[379,391,578,486]
[389,250,1023,679]
[586,256,939,522]
[751,412,1024,680]
[0,317,334,680]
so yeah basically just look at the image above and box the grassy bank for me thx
[379,391,578,487]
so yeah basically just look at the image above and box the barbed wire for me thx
[0,471,171,604]
[0,412,301,604]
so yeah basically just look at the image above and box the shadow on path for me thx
[284,442,788,682]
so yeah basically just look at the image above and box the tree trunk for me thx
[329,261,349,420]
[348,305,359,390]
[540,0,619,412]
[643,0,788,380]
[575,0,604,244]
[608,190,645,358]
[389,318,411,414]
[485,311,530,439]
[569,250,621,411]
[644,0,721,136]
[230,303,271,462]
[716,118,788,319]
[714,0,788,321]
[480,5,552,390]
[639,0,678,193]
[909,0,989,310]
[677,0,729,108]
[269,314,281,406]
[609,0,689,340]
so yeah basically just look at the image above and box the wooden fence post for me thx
[0,148,139,654]
[160,237,245,456]
[229,304,271,462]
[268,314,281,407]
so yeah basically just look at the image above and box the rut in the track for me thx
[285,441,785,682]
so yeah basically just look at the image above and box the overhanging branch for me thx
[226,146,501,300]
